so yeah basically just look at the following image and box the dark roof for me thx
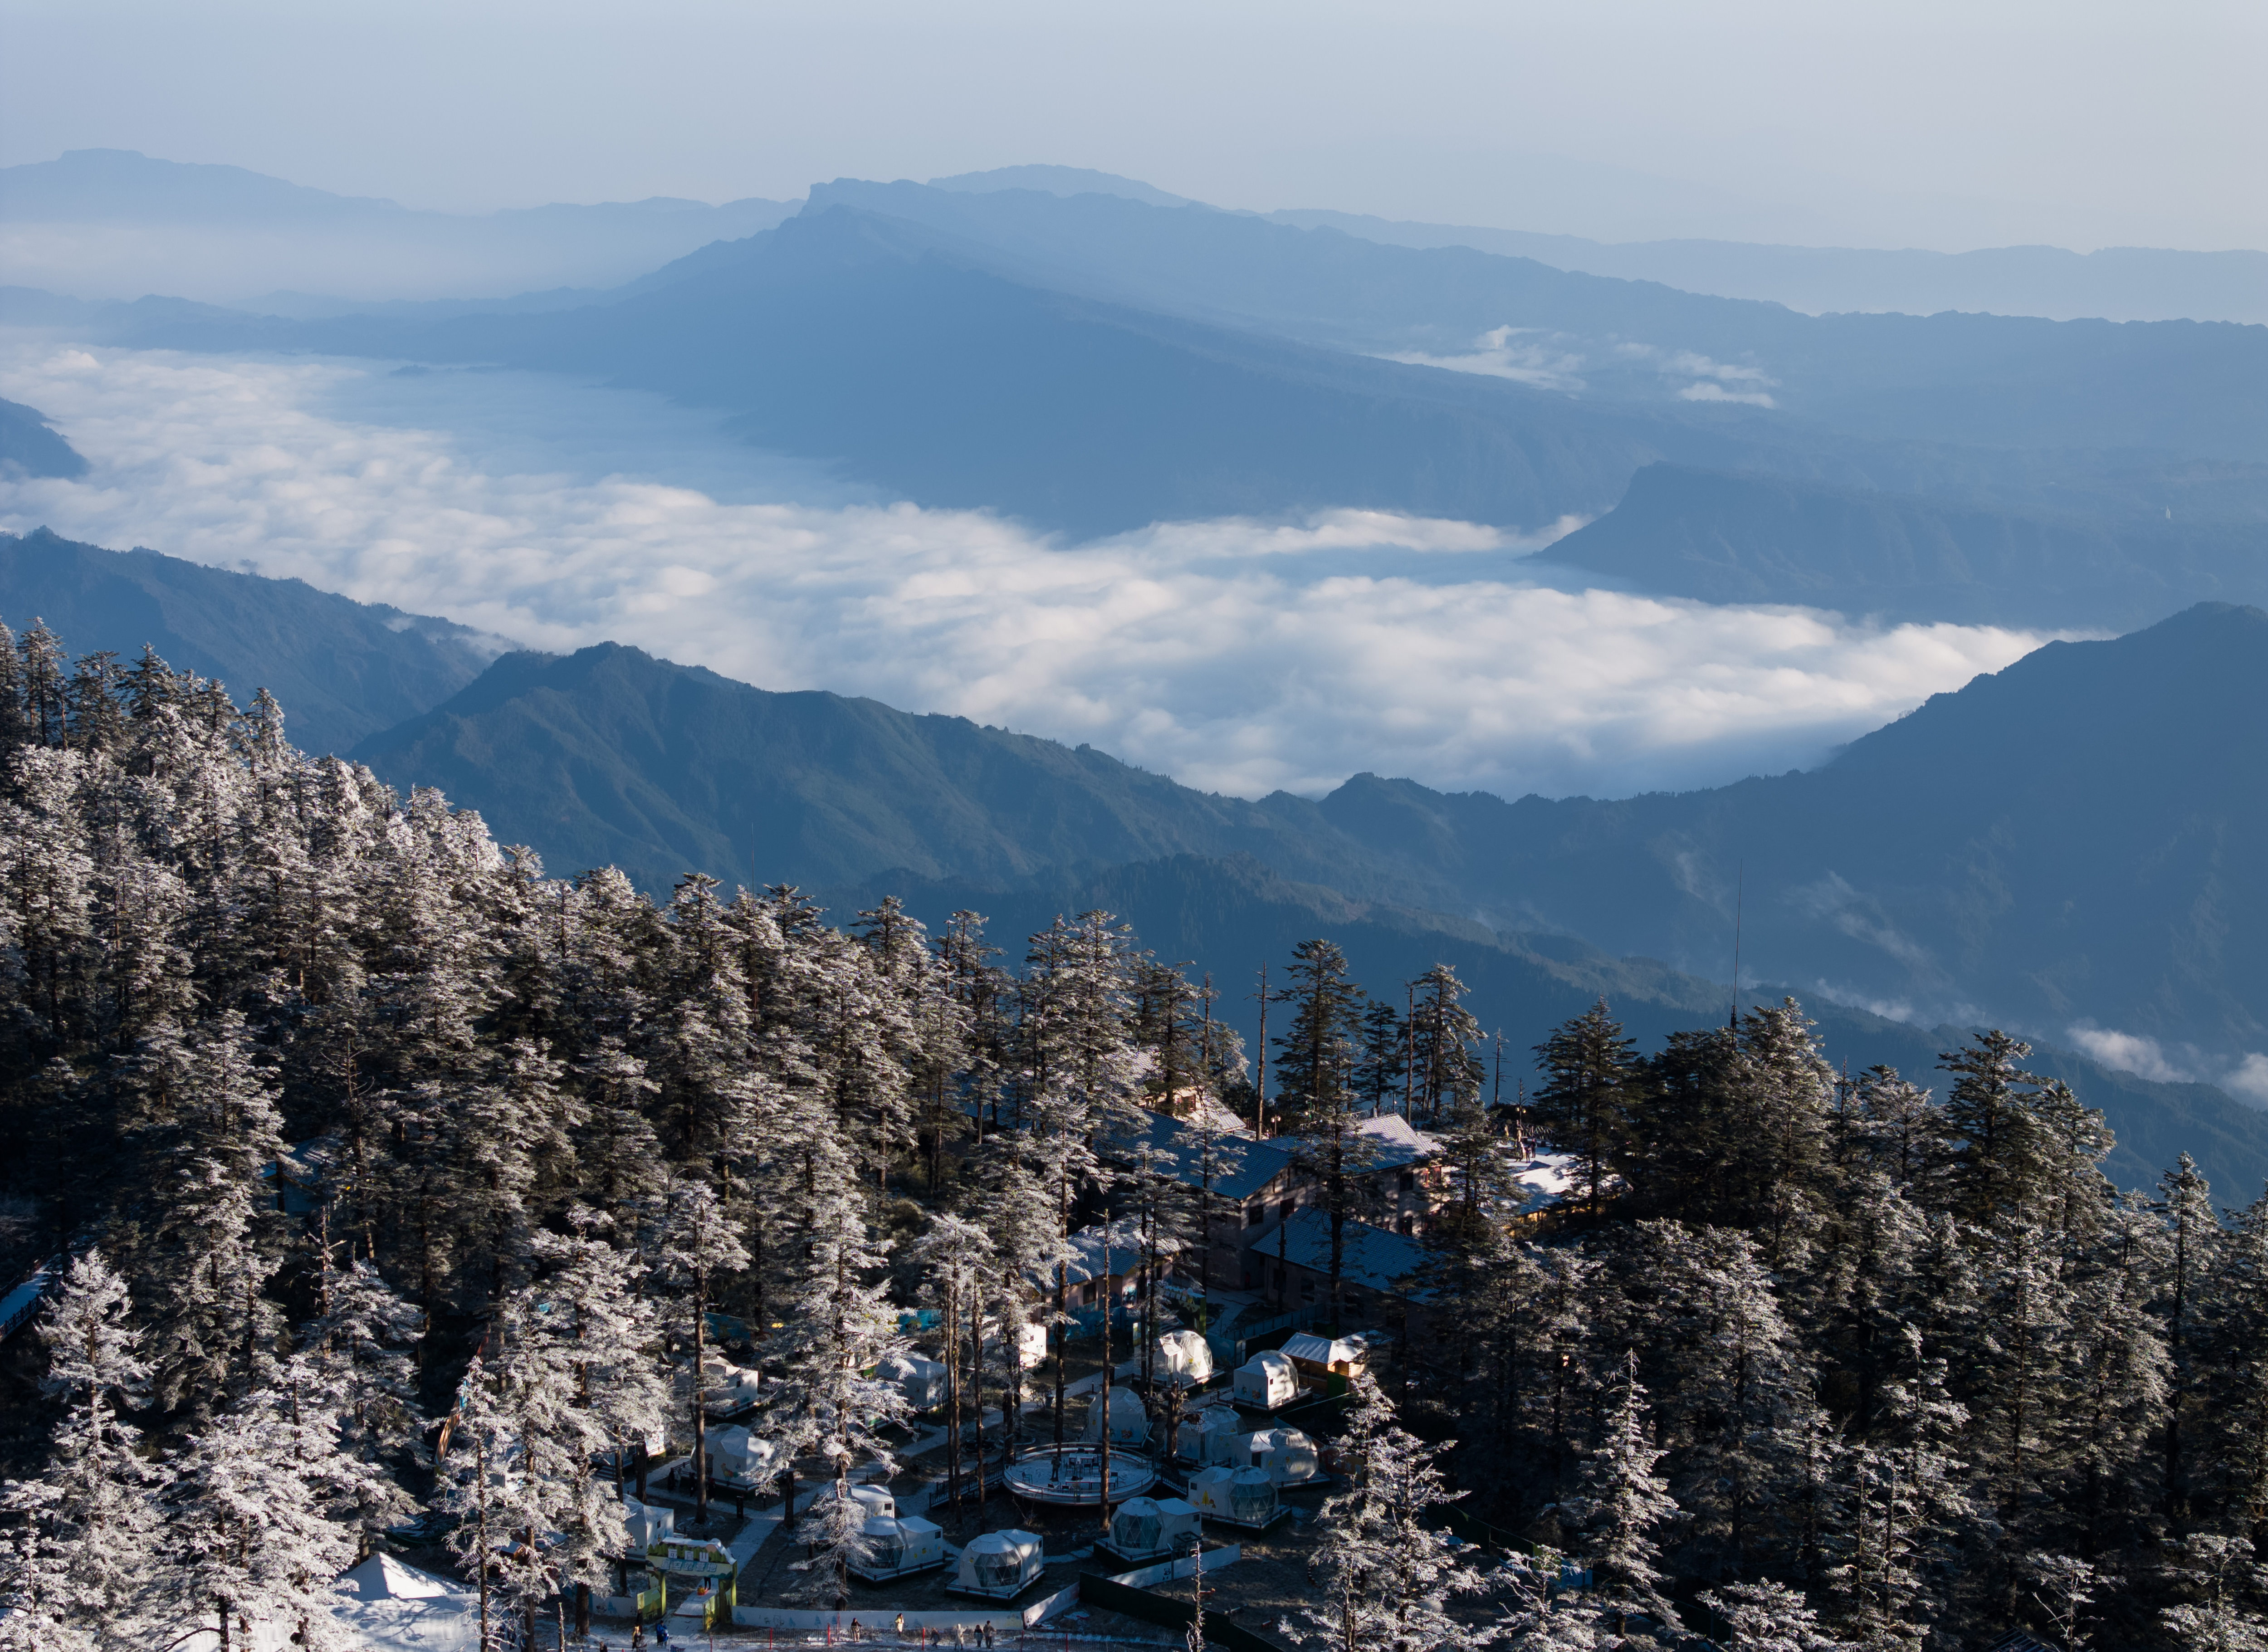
[1246,1209,1433,1300]
[1108,1112,1297,1202]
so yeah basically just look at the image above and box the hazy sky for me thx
[2,0,2261,252]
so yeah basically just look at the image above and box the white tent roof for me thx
[332,1554,479,1652]
[1281,1332,1364,1366]
[339,1553,466,1603]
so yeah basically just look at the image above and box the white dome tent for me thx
[1232,1349,1299,1408]
[1083,1384,1151,1446]
[849,1515,947,1581]
[950,1528,1046,1598]
[707,1425,780,1490]
[1239,1427,1323,1485]
[1105,1495,1202,1564]
[1154,1328,1214,1383]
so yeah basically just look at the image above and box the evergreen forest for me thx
[3,619,2267,1652]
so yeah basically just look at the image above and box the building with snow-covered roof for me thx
[1103,1109,1444,1307]
[1244,1208,1432,1326]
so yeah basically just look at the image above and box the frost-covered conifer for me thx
[1297,1373,1486,1652]
[1570,1352,1678,1623]
[0,1253,164,1650]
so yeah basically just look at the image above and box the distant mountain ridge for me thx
[0,148,800,302]
[1546,463,2268,627]
[62,188,2268,540]
[0,528,505,755]
[1268,207,2268,327]
[1299,603,2268,1064]
[0,401,88,480]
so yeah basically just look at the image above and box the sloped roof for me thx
[1108,1111,1297,1202]
[1248,1208,1433,1300]
[1355,1114,1440,1170]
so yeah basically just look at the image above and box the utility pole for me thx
[1251,963,1270,1138]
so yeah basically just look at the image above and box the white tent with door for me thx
[1154,1328,1214,1383]
[850,1514,947,1580]
[708,1425,781,1489]
[1239,1427,1323,1485]
[1083,1385,1151,1446]
[951,1528,1046,1598]
[1106,1495,1201,1564]
[880,1352,949,1410]
[1186,1464,1279,1527]
[1232,1349,1298,1408]
[1174,1404,1242,1463]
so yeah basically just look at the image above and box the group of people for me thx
[858,1614,1001,1645]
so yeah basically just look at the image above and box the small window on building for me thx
[1246,1204,1263,1227]
[1398,1214,1416,1236]
[1300,1279,1316,1303]
[1279,1198,1295,1223]
[1398,1169,1416,1193]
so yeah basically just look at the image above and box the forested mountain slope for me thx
[1308,602,2268,1060]
[351,601,2268,1114]
[347,640,1406,899]
[816,851,2268,1195]
[1545,462,2268,628]
[0,528,504,754]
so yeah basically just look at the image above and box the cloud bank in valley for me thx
[0,339,2051,802]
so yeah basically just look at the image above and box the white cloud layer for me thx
[2066,1024,2268,1106]
[0,338,2052,802]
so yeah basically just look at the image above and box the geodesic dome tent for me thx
[1175,1404,1242,1463]
[850,1515,946,1580]
[1186,1464,1279,1527]
[1240,1427,1322,1485]
[1232,1349,1298,1408]
[879,1352,948,1410]
[1108,1495,1201,1563]
[707,1426,780,1489]
[1155,1328,1214,1383]
[1226,1466,1278,1525]
[952,1528,1045,1598]
[1083,1384,1150,1446]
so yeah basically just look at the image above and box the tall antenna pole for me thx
[1730,860,1744,1031]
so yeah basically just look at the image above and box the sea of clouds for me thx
[0,337,2050,803]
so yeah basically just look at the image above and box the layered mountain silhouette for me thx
[1266,205,2268,327]
[1546,464,2268,627]
[0,401,88,480]
[346,584,2268,1065]
[0,529,503,755]
[50,181,2268,541]
[0,148,799,302]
